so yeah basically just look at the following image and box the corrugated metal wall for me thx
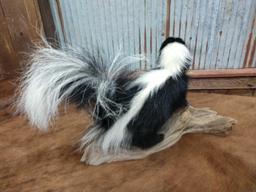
[49,0,256,70]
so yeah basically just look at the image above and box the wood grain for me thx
[0,78,15,108]
[0,3,17,79]
[37,0,57,45]
[189,77,256,90]
[0,0,43,79]
[188,69,256,78]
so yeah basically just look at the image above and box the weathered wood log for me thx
[81,106,236,165]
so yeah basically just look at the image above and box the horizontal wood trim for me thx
[188,68,256,78]
[189,89,255,97]
[189,77,256,90]
[1,76,256,108]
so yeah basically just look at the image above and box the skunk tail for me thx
[17,44,142,131]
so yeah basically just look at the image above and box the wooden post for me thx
[0,0,43,79]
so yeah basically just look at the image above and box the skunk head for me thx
[159,37,191,76]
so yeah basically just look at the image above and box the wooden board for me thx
[0,0,43,79]
[189,77,256,90]
[188,69,256,78]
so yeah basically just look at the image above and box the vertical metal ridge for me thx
[197,0,208,69]
[165,0,171,38]
[250,16,256,67]
[241,2,256,68]
[215,0,230,69]
[48,0,255,70]
[233,0,252,69]
[248,13,256,67]
[190,0,201,69]
[226,1,244,68]
[211,0,225,69]
[55,0,67,44]
[179,0,187,40]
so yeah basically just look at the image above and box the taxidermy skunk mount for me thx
[17,37,192,161]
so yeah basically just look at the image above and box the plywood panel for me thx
[0,3,17,79]
[0,0,43,79]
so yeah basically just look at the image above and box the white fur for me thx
[17,45,143,131]
[18,40,191,155]
[159,42,191,78]
[99,70,172,153]
[89,42,191,153]
[17,47,87,130]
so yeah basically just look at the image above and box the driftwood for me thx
[81,106,236,165]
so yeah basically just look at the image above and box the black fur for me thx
[97,37,189,149]
[127,37,189,148]
[128,71,188,149]
[96,75,141,131]
[63,37,190,150]
[64,81,95,108]
[160,37,186,51]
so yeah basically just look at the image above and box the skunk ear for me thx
[160,37,186,51]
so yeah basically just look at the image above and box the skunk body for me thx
[17,37,191,154]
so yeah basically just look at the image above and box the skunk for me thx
[17,37,191,154]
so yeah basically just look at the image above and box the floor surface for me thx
[0,93,256,192]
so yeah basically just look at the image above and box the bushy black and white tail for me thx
[17,44,142,131]
[17,37,192,158]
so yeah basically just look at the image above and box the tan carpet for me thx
[0,93,256,192]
